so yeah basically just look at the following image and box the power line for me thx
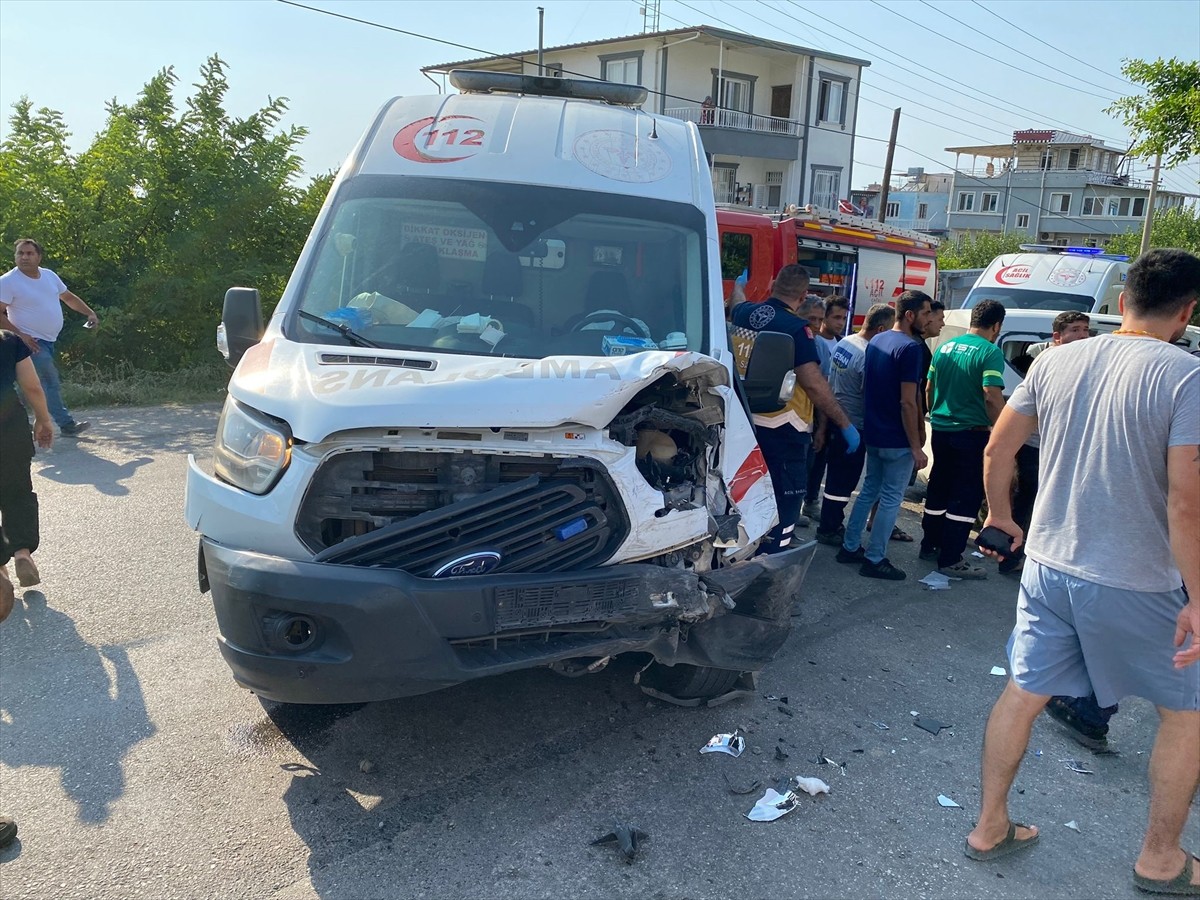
[912,0,1123,102]
[968,0,1137,91]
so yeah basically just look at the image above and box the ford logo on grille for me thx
[433,551,502,578]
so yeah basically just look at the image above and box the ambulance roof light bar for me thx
[450,70,648,106]
[1018,244,1129,261]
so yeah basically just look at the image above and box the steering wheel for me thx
[569,309,652,339]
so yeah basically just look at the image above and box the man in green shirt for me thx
[919,299,1007,579]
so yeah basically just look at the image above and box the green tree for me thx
[1105,205,1200,259]
[937,230,1034,270]
[0,55,326,371]
[1105,57,1200,169]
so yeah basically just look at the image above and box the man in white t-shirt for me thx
[0,239,99,436]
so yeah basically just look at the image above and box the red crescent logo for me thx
[393,116,483,164]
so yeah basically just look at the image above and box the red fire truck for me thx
[717,205,940,323]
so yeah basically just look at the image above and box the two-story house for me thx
[944,130,1193,246]
[421,25,870,213]
[850,169,951,236]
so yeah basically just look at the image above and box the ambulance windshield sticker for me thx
[573,130,672,183]
[994,264,1032,285]
[393,116,488,164]
[1047,267,1087,288]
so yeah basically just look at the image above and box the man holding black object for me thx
[965,249,1200,894]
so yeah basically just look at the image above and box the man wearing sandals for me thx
[968,248,1200,895]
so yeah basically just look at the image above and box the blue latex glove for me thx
[735,268,748,288]
[840,424,861,455]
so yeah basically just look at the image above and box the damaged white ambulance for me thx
[184,71,815,706]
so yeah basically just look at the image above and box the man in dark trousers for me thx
[730,265,859,554]
[920,299,1007,579]
[837,291,932,581]
[966,249,1198,893]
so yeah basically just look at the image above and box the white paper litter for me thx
[919,572,952,590]
[937,795,962,808]
[1064,820,1081,832]
[990,666,1007,676]
[792,776,830,796]
[745,787,798,822]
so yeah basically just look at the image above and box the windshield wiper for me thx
[297,310,379,348]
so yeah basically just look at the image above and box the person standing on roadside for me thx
[804,295,851,523]
[836,290,932,581]
[919,299,1007,580]
[0,239,98,436]
[815,302,895,545]
[730,265,860,554]
[965,249,1199,895]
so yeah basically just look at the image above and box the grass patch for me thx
[60,360,230,407]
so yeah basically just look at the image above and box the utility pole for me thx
[537,7,544,74]
[877,107,901,223]
[1140,150,1162,255]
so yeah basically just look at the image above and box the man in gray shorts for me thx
[964,248,1200,895]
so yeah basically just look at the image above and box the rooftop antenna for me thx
[640,0,660,33]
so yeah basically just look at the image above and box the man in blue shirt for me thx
[731,265,860,554]
[837,291,933,580]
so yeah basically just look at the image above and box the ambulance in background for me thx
[716,205,940,322]
[959,245,1130,315]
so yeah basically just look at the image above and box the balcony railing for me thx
[953,165,1149,189]
[666,106,802,137]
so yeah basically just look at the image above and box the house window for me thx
[543,63,563,77]
[981,192,999,212]
[766,171,783,209]
[1132,197,1146,217]
[1083,197,1103,216]
[1107,198,1120,216]
[816,75,848,125]
[712,164,737,205]
[885,201,900,218]
[811,167,841,210]
[1040,149,1054,170]
[917,202,928,220]
[1067,149,1081,170]
[1118,197,1131,216]
[1049,193,1070,214]
[1015,213,1030,229]
[720,76,752,113]
[957,192,975,212]
[600,52,642,85]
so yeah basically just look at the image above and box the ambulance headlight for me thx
[213,398,291,494]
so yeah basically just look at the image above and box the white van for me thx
[184,72,809,706]
[961,245,1129,315]
[937,308,1200,397]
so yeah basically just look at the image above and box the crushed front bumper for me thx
[198,538,816,704]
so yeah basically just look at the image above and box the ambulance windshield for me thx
[288,176,709,359]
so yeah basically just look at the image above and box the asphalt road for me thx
[0,403,1194,899]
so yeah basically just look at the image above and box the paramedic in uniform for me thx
[730,264,860,554]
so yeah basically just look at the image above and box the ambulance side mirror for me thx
[219,287,265,368]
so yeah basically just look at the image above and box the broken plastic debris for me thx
[1061,759,1095,775]
[723,772,763,795]
[910,710,920,717]
[764,694,789,704]
[971,550,986,558]
[775,745,790,761]
[914,716,951,735]
[792,776,830,796]
[590,822,649,862]
[873,721,890,730]
[700,730,746,757]
[358,759,375,774]
[777,704,795,717]
[990,666,1007,676]
[919,571,952,590]
[745,787,799,822]
[1064,820,1081,833]
[937,795,962,808]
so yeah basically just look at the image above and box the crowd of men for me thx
[731,250,1199,894]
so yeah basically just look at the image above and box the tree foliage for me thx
[1105,57,1200,168]
[1104,206,1200,260]
[937,230,1034,270]
[0,56,332,370]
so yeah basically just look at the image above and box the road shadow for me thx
[0,592,155,824]
[35,447,153,497]
[47,403,221,458]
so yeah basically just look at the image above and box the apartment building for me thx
[422,25,870,213]
[944,129,1192,246]
[850,169,951,236]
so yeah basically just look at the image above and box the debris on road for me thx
[873,721,890,730]
[358,759,376,774]
[792,776,830,796]
[775,745,790,761]
[990,666,1007,676]
[700,730,746,757]
[1062,759,1095,775]
[777,704,795,717]
[914,716,952,735]
[1064,820,1082,833]
[937,794,962,809]
[919,572,952,590]
[816,753,847,776]
[591,822,650,862]
[723,772,762,795]
[745,786,799,822]
[765,694,789,704]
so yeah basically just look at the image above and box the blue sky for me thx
[1,0,1197,194]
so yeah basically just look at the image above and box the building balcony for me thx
[666,106,802,136]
